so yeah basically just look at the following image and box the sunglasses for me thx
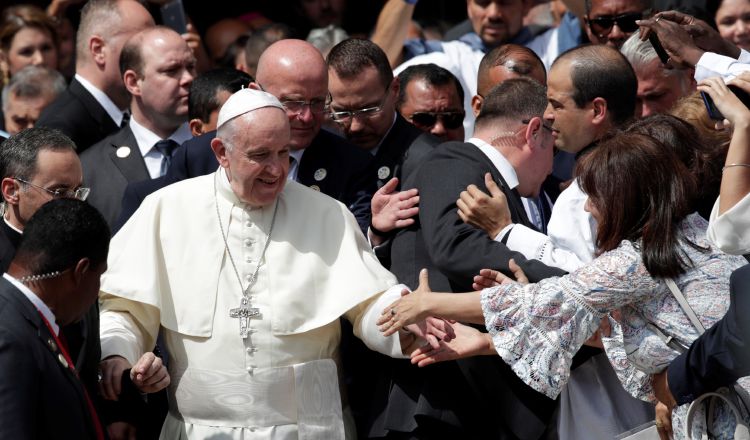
[409,111,465,130]
[587,12,642,37]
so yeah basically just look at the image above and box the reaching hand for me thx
[457,173,511,238]
[410,322,494,367]
[655,401,674,440]
[370,177,420,236]
[637,14,705,67]
[652,369,678,410]
[649,11,740,59]
[130,352,170,394]
[404,317,456,352]
[472,259,529,290]
[99,355,131,401]
[697,76,750,126]
[378,269,432,336]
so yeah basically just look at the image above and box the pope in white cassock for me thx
[98,89,444,439]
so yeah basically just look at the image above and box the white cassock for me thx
[100,170,406,439]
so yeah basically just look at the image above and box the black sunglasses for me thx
[587,12,642,37]
[409,111,465,130]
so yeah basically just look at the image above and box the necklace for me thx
[214,174,278,338]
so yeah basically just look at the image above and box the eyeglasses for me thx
[409,111,465,130]
[14,178,90,201]
[586,12,642,37]
[329,88,390,125]
[279,97,329,115]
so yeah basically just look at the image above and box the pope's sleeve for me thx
[99,293,160,365]
[344,284,409,359]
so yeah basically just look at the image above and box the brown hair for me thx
[0,5,58,52]
[671,91,731,155]
[576,132,700,278]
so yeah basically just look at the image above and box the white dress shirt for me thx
[3,273,58,335]
[129,117,192,179]
[694,49,750,82]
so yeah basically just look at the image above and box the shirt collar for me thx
[129,116,191,158]
[3,273,59,335]
[370,112,398,156]
[74,74,126,126]
[467,137,519,190]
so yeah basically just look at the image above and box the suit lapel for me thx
[106,127,150,183]
[69,79,119,134]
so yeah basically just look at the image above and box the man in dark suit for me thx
[373,79,565,439]
[327,38,439,196]
[36,0,154,153]
[0,199,111,439]
[115,39,373,231]
[82,26,196,228]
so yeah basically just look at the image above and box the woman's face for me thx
[3,26,58,76]
[716,0,750,50]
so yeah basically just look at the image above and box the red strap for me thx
[38,312,105,440]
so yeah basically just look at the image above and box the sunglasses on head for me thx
[409,111,465,130]
[587,12,642,37]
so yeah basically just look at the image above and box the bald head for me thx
[253,40,329,151]
[477,44,546,96]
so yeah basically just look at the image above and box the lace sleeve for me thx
[480,242,660,398]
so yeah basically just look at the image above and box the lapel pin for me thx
[378,166,391,180]
[58,353,68,369]
[46,338,57,352]
[116,146,131,158]
[314,168,327,181]
[310,185,321,192]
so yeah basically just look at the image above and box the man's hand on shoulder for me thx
[457,173,511,238]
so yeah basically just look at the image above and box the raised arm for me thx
[370,0,416,68]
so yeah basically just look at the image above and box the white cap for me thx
[216,88,285,129]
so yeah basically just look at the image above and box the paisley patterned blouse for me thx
[481,213,748,439]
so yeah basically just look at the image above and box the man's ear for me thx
[1,177,20,205]
[210,136,230,169]
[390,76,400,99]
[123,69,140,96]
[72,258,91,286]
[89,36,107,68]
[524,116,543,148]
[591,97,608,126]
[248,81,261,91]
[471,94,483,118]
[189,118,205,137]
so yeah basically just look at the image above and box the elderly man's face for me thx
[213,108,291,207]
[3,93,55,135]
[634,59,693,117]
[399,78,465,142]
[328,66,397,151]
[585,0,645,49]
[467,0,528,48]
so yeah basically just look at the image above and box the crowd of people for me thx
[2,0,750,439]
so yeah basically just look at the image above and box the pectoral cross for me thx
[230,297,260,338]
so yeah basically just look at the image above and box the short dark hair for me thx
[396,64,464,108]
[0,127,77,181]
[625,114,725,216]
[326,38,393,89]
[584,0,651,14]
[576,132,700,278]
[474,78,548,130]
[188,68,253,122]
[477,44,546,95]
[554,44,637,126]
[15,199,110,274]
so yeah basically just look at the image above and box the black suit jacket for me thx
[668,263,750,404]
[36,78,120,153]
[0,277,99,439]
[0,221,21,273]
[81,126,150,228]
[376,141,566,439]
[114,128,373,231]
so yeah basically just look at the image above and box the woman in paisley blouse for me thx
[378,132,749,440]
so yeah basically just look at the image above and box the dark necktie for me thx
[154,139,178,177]
[120,111,130,128]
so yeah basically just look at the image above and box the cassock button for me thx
[46,338,57,352]
[245,220,252,227]
[244,239,253,247]
[245,256,253,263]
[245,274,253,282]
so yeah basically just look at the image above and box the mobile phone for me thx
[160,0,187,34]
[648,33,670,65]
[701,91,724,121]
[701,85,750,121]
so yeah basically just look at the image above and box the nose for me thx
[640,103,653,118]
[430,119,447,137]
[736,19,750,35]
[30,49,44,66]
[486,2,503,20]
[608,22,626,45]
[544,104,555,124]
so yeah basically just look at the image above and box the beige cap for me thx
[216,88,285,129]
